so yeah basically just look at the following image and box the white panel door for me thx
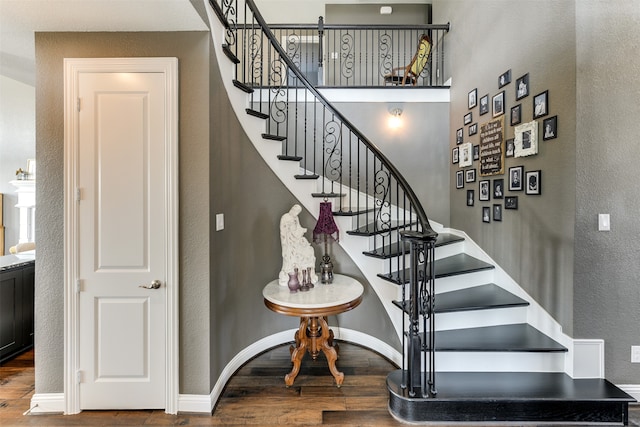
[78,71,167,409]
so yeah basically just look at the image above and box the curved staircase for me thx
[203,0,635,423]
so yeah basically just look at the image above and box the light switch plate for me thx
[216,213,224,231]
[632,346,640,363]
[598,214,610,231]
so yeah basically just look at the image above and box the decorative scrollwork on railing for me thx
[269,58,288,125]
[378,32,393,78]
[223,0,237,47]
[374,169,392,234]
[419,268,431,318]
[340,32,355,81]
[323,120,342,183]
[248,31,263,86]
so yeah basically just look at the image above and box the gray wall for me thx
[34,32,212,395]
[0,75,35,254]
[574,1,640,384]
[335,101,450,225]
[434,0,577,334]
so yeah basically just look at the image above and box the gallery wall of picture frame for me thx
[453,67,557,224]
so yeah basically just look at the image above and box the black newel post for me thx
[317,16,324,85]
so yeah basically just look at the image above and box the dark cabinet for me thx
[0,261,35,363]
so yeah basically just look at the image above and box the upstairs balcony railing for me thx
[241,18,450,87]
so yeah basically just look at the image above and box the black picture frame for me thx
[493,204,503,221]
[468,88,477,109]
[508,165,524,191]
[467,189,475,206]
[456,170,464,189]
[473,144,480,160]
[465,168,476,183]
[482,206,491,223]
[464,112,473,125]
[510,104,522,126]
[479,179,490,201]
[469,123,478,136]
[492,91,505,117]
[452,147,459,164]
[533,90,549,119]
[543,115,558,140]
[499,69,511,88]
[505,138,515,158]
[516,73,529,100]
[493,178,504,199]
[456,127,464,144]
[505,196,518,210]
[525,170,542,195]
[479,94,489,115]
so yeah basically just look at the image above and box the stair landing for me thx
[388,370,635,424]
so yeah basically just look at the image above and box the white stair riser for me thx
[402,307,528,332]
[425,352,566,373]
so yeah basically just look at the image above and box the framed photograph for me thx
[469,123,478,136]
[510,104,522,126]
[468,88,478,109]
[479,179,490,201]
[493,204,503,221]
[456,170,464,189]
[508,166,524,191]
[479,94,489,115]
[464,112,473,125]
[525,170,542,195]
[473,144,480,160]
[516,73,529,100]
[452,147,459,164]
[493,178,504,199]
[467,190,475,206]
[505,196,518,210]
[543,115,558,140]
[492,91,505,117]
[505,138,515,158]
[465,168,476,183]
[456,128,464,144]
[514,121,538,157]
[499,69,511,88]
[459,142,473,167]
[533,90,549,119]
[482,206,491,223]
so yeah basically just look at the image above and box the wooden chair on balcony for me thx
[384,34,432,86]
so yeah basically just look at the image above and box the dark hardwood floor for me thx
[1,344,639,426]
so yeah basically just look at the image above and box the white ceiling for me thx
[0,0,208,85]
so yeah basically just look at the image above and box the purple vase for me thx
[287,272,300,293]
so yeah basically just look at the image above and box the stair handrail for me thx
[220,0,435,237]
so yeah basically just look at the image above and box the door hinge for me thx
[75,188,81,202]
[76,279,82,293]
[77,98,81,112]
[76,370,82,384]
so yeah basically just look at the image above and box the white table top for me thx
[263,274,364,310]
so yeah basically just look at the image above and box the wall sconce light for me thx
[380,6,393,15]
[388,107,403,129]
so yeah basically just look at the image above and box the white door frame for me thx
[63,57,179,415]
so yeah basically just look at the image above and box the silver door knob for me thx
[139,280,162,289]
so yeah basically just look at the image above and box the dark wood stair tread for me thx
[421,324,567,352]
[392,283,529,314]
[222,44,239,64]
[232,79,253,93]
[332,207,374,216]
[347,220,417,237]
[378,253,494,285]
[277,155,302,161]
[263,133,286,141]
[387,370,634,424]
[364,232,464,259]
[294,174,319,180]
[246,108,268,119]
[311,192,345,198]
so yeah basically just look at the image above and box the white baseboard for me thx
[617,385,640,403]
[177,394,213,413]
[28,393,65,414]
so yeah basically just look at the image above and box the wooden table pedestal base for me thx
[285,316,344,387]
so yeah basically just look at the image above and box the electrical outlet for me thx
[631,346,640,363]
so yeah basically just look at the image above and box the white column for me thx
[10,180,36,243]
